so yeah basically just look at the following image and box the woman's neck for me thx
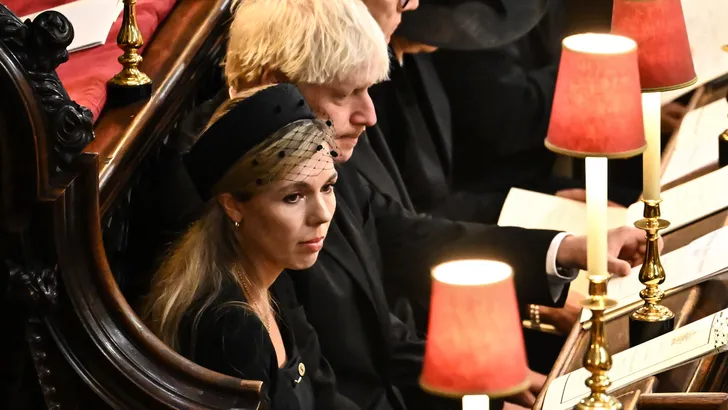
[236,257,281,302]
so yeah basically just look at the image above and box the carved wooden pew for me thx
[0,1,266,408]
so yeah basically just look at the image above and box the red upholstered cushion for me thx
[4,0,178,121]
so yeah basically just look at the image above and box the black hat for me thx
[396,0,549,50]
[184,83,316,200]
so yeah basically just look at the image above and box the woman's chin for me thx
[289,253,321,271]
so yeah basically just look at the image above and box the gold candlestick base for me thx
[630,199,674,347]
[577,279,622,410]
[107,0,152,106]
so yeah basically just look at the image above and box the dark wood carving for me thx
[0,5,94,173]
[1,1,264,408]
[6,261,58,313]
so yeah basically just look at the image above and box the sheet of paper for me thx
[497,188,629,235]
[581,226,728,322]
[662,98,728,186]
[21,0,124,53]
[545,309,728,409]
[657,165,728,233]
[661,0,728,105]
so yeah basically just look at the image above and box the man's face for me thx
[362,0,419,42]
[298,78,377,163]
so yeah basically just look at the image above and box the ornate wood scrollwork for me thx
[0,5,93,171]
[5,260,63,410]
[6,260,58,313]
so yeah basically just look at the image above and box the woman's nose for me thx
[309,194,335,225]
[402,0,419,12]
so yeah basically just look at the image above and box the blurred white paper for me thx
[661,98,728,186]
[21,0,124,53]
[661,0,728,105]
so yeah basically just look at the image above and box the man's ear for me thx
[261,68,290,85]
[217,193,245,223]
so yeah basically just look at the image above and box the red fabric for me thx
[4,0,76,17]
[420,261,529,397]
[4,0,178,121]
[546,33,646,157]
[612,0,696,91]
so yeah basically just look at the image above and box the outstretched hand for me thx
[556,226,662,276]
[505,370,547,408]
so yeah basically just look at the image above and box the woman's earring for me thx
[234,220,240,229]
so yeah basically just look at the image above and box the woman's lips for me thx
[299,237,325,252]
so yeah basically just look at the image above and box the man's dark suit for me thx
[369,53,506,224]
[290,130,569,410]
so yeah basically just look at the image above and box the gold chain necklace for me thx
[241,278,272,333]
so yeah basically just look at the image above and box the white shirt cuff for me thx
[546,232,579,302]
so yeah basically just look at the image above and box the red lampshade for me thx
[419,260,529,398]
[612,0,697,92]
[545,33,646,158]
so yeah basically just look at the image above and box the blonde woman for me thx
[143,84,355,410]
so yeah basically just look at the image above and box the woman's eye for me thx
[283,193,302,204]
[322,183,335,194]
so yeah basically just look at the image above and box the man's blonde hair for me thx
[226,0,390,90]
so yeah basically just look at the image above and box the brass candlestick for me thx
[629,199,674,347]
[577,279,621,410]
[107,0,152,105]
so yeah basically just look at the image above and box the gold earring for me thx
[234,220,240,228]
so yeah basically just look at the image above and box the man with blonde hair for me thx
[158,1,651,410]
[223,0,391,162]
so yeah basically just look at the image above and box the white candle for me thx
[463,395,490,410]
[586,157,608,279]
[642,92,662,201]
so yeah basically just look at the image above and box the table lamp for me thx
[545,32,646,410]
[108,0,153,105]
[611,0,697,347]
[420,260,529,410]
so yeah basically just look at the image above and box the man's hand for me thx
[556,226,662,276]
[540,290,585,335]
[505,370,547,408]
[555,189,625,208]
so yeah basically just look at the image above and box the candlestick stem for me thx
[629,200,674,347]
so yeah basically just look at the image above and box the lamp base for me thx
[107,81,153,107]
[629,314,674,347]
[575,393,623,410]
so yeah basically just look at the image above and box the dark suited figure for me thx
[369,0,571,373]
[369,49,507,224]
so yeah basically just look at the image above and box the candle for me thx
[463,395,490,410]
[586,157,608,279]
[642,92,662,201]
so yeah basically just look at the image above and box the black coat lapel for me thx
[350,131,415,211]
[324,182,390,329]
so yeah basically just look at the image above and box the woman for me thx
[142,83,346,410]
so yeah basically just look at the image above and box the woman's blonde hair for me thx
[142,87,335,352]
[225,0,390,91]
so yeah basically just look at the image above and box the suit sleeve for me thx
[369,186,568,309]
